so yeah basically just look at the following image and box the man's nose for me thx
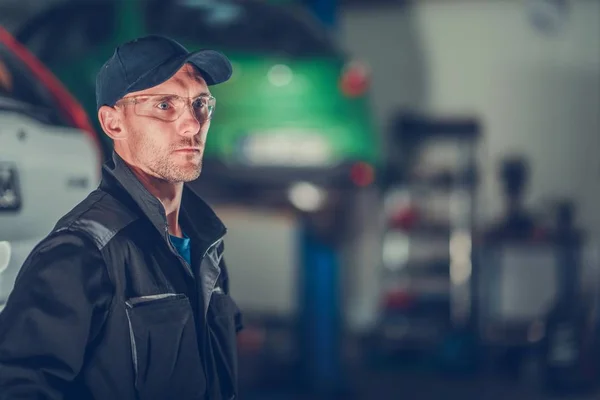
[178,102,201,135]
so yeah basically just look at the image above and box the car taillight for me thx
[383,290,416,310]
[389,206,419,230]
[350,161,375,187]
[339,60,369,98]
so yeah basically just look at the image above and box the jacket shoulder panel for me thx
[54,190,139,250]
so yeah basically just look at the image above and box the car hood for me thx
[0,111,100,242]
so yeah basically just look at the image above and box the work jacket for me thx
[0,152,243,400]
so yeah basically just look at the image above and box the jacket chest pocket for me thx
[207,293,240,398]
[125,294,206,400]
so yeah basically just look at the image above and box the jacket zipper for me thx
[164,225,195,277]
[199,237,223,398]
[163,225,224,394]
[202,238,223,309]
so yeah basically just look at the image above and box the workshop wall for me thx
[340,0,600,237]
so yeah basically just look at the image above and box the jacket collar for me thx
[99,152,226,247]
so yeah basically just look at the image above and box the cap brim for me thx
[125,49,232,95]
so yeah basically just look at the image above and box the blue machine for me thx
[299,225,343,395]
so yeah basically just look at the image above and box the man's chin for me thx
[163,173,200,184]
[177,167,201,183]
[162,162,201,183]
[182,170,201,183]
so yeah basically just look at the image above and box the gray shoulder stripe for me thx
[56,192,139,250]
[68,219,122,250]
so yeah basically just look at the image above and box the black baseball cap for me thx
[95,35,232,111]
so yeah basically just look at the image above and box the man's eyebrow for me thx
[193,91,211,98]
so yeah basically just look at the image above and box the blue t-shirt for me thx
[170,233,191,265]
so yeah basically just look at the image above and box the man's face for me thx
[117,64,211,183]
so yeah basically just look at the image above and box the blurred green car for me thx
[16,0,381,198]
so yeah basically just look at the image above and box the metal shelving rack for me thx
[378,113,481,348]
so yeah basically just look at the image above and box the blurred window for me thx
[16,1,116,65]
[0,43,67,126]
[145,0,339,57]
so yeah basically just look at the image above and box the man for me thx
[0,35,243,400]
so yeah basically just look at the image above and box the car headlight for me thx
[287,182,328,212]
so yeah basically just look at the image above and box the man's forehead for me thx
[179,63,203,79]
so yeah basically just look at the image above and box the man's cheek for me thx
[201,121,211,138]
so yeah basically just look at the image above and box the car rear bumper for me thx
[197,158,378,191]
[480,321,546,348]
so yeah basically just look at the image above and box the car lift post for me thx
[299,220,344,397]
[299,1,344,396]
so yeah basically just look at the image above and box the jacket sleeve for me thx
[0,232,113,400]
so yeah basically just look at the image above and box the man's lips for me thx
[173,147,201,152]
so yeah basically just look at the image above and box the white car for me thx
[0,26,102,311]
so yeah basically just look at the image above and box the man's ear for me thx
[98,105,126,141]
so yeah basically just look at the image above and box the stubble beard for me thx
[151,153,202,183]
[132,132,203,184]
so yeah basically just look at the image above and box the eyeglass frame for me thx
[114,93,216,122]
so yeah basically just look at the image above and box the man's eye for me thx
[157,102,171,110]
[192,99,205,109]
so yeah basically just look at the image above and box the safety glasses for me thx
[117,94,216,122]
